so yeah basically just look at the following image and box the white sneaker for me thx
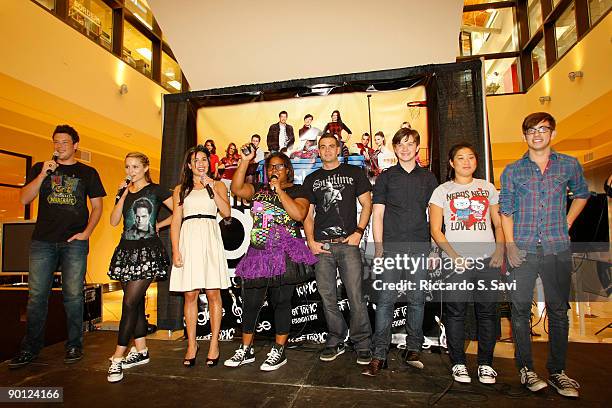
[122,346,150,369]
[451,364,471,383]
[477,365,497,384]
[519,367,548,392]
[107,357,124,383]
[224,344,255,368]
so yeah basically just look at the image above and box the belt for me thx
[319,237,346,244]
[183,214,216,221]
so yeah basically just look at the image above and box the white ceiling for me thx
[148,0,464,90]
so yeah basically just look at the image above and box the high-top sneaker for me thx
[223,344,255,368]
[122,346,150,369]
[260,343,287,371]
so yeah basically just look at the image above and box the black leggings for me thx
[117,279,153,347]
[242,284,295,335]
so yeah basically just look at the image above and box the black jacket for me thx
[266,123,295,152]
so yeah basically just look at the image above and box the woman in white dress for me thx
[170,145,231,367]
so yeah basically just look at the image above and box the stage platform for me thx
[1,331,609,407]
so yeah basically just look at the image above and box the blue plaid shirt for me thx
[499,150,589,255]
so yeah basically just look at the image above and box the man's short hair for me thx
[133,198,153,215]
[304,114,313,120]
[318,133,340,147]
[392,128,420,147]
[522,112,556,133]
[251,134,261,142]
[279,110,288,117]
[53,125,79,144]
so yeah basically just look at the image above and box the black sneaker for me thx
[223,344,255,367]
[548,371,580,398]
[260,344,287,371]
[519,367,548,392]
[319,343,345,362]
[402,350,424,369]
[122,346,150,369]
[8,351,37,369]
[107,357,124,383]
[64,347,83,364]
[356,350,372,365]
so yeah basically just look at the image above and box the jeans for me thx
[315,243,371,351]
[371,252,426,360]
[510,249,572,374]
[443,263,499,366]
[21,239,89,354]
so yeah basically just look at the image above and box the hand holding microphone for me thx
[269,174,279,193]
[201,175,215,199]
[45,152,59,175]
[115,176,132,203]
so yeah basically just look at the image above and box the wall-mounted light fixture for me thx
[568,71,584,81]
[539,95,551,104]
[119,84,128,95]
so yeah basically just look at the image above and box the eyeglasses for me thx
[269,163,286,170]
[525,126,552,136]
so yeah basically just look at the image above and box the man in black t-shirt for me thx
[303,134,373,366]
[362,128,438,376]
[9,125,106,369]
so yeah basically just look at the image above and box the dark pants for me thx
[242,284,295,335]
[510,249,572,374]
[443,263,499,366]
[371,253,426,360]
[315,243,371,351]
[22,239,89,354]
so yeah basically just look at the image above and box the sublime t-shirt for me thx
[121,184,171,240]
[428,178,499,258]
[27,161,106,242]
[303,163,372,241]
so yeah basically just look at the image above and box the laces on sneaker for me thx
[552,372,580,389]
[452,364,469,376]
[108,359,123,373]
[265,347,281,364]
[479,365,497,377]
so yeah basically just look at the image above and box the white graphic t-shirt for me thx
[429,178,499,258]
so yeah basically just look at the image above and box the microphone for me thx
[46,151,59,175]
[115,176,132,203]
[201,176,215,199]
[270,174,278,192]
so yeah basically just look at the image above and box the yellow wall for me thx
[1,127,161,284]
[0,1,169,283]
[486,13,612,185]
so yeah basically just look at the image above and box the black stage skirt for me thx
[108,237,170,282]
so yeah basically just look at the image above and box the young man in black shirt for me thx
[362,128,438,376]
[9,125,106,369]
[303,134,373,365]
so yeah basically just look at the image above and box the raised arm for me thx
[231,146,256,200]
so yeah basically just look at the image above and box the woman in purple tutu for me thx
[224,149,317,371]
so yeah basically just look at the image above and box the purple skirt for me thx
[236,225,318,280]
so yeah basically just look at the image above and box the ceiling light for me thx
[119,84,128,95]
[168,80,181,90]
[568,71,584,81]
[538,95,551,104]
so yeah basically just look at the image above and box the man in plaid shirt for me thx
[500,112,589,398]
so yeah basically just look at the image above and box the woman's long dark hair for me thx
[447,142,478,181]
[204,139,217,155]
[178,145,212,205]
[331,110,343,123]
[265,152,294,183]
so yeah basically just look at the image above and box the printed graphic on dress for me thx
[447,188,490,231]
[47,174,80,207]
[124,196,157,240]
[312,174,353,237]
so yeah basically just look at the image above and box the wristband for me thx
[354,226,365,235]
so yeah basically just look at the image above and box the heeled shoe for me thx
[206,356,219,367]
[183,345,199,368]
